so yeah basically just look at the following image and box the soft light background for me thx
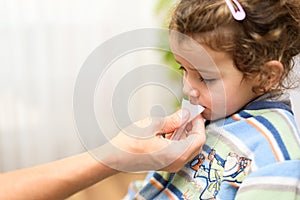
[0,0,162,199]
[0,0,162,171]
[0,0,299,199]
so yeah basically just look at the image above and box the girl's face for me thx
[171,39,260,121]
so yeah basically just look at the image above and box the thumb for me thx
[186,115,206,140]
[158,109,190,134]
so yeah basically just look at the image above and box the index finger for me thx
[187,115,206,138]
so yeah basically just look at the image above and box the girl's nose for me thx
[182,78,200,98]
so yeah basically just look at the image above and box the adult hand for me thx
[91,109,206,172]
[0,109,206,200]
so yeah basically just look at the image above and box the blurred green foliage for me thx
[155,0,181,80]
[154,0,178,25]
[155,0,183,108]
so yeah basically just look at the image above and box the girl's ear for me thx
[261,60,284,91]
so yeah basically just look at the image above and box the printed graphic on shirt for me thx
[187,149,252,200]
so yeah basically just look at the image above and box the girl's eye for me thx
[198,74,215,83]
[201,78,215,83]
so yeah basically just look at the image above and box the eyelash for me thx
[202,78,215,83]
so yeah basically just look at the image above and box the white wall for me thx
[0,0,159,171]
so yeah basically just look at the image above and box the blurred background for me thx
[0,0,299,199]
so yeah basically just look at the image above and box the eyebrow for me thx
[175,59,197,71]
[174,52,223,76]
[175,59,205,73]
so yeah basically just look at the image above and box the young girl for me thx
[125,0,300,199]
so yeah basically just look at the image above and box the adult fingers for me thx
[187,115,205,138]
[158,109,190,134]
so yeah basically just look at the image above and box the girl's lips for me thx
[186,97,206,111]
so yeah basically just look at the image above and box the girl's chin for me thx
[202,109,227,121]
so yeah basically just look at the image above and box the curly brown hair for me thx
[169,0,300,93]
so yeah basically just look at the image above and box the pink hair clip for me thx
[225,0,246,21]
